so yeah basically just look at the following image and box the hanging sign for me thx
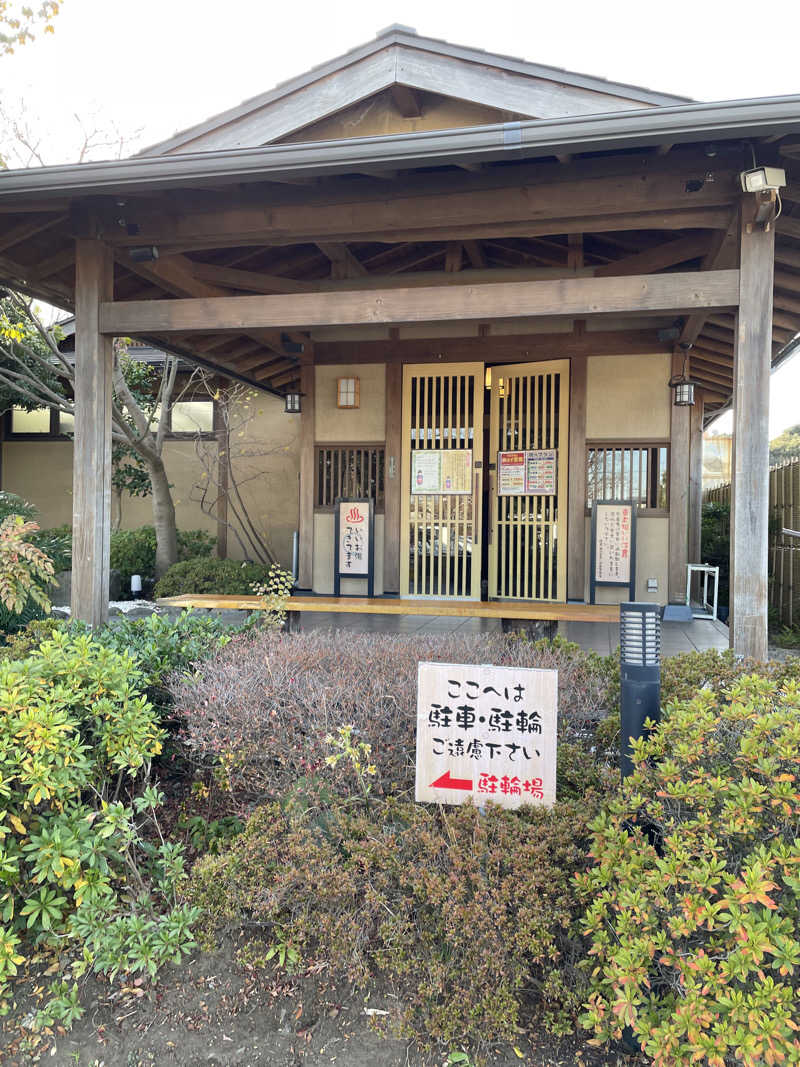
[334,497,375,596]
[589,500,637,602]
[412,450,472,494]
[497,450,558,495]
[415,661,558,810]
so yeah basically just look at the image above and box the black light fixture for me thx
[128,246,159,263]
[284,392,302,414]
[669,344,697,407]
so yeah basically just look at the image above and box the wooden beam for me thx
[316,243,367,278]
[298,354,314,590]
[668,348,691,602]
[595,233,711,277]
[730,200,776,660]
[444,242,463,273]
[72,240,114,627]
[100,270,740,335]
[680,213,739,345]
[567,353,587,600]
[384,360,402,593]
[190,262,316,293]
[774,269,800,294]
[390,84,422,118]
[0,213,65,255]
[463,240,486,269]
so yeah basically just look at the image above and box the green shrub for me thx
[191,793,609,1055]
[110,526,216,592]
[154,556,271,598]
[0,630,197,1007]
[579,676,800,1066]
[0,490,36,524]
[33,524,72,573]
[0,515,55,635]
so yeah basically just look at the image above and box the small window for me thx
[171,400,214,433]
[587,443,669,511]
[10,407,51,434]
[316,445,385,511]
[337,377,360,409]
[59,410,75,433]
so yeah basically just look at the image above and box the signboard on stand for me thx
[589,500,636,602]
[497,449,557,495]
[411,450,472,494]
[415,662,558,809]
[334,497,375,596]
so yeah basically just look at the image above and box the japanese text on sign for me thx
[415,662,558,809]
[338,500,369,575]
[412,450,472,494]
[497,450,557,495]
[594,503,632,583]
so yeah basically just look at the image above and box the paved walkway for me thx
[296,609,731,655]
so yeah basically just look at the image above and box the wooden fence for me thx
[704,457,800,628]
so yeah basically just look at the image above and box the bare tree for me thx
[0,293,183,575]
[189,378,297,566]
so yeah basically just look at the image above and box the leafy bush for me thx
[579,676,800,1066]
[0,630,197,1007]
[0,515,55,635]
[190,793,609,1053]
[0,490,36,524]
[110,526,216,593]
[169,631,614,802]
[33,523,72,573]
[154,556,271,598]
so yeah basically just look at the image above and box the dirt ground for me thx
[2,944,643,1067]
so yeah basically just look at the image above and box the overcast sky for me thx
[1,0,798,433]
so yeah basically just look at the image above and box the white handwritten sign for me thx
[338,500,370,576]
[411,451,442,494]
[497,451,526,495]
[594,502,633,584]
[415,662,558,809]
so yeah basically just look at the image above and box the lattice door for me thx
[488,361,570,602]
[400,363,484,599]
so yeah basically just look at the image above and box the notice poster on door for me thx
[594,503,633,584]
[526,449,557,495]
[412,451,442,494]
[338,499,370,576]
[440,450,472,494]
[497,451,526,495]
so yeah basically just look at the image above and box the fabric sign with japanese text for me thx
[415,661,557,809]
[337,500,370,576]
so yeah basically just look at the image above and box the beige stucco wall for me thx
[586,353,671,440]
[583,515,668,605]
[315,362,386,442]
[1,391,300,573]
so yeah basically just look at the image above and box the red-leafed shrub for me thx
[167,630,614,801]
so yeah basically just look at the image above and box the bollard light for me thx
[619,602,662,779]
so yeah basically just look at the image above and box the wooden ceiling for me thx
[0,141,797,419]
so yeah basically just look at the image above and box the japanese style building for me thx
[0,26,798,658]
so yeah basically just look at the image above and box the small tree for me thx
[0,1,60,57]
[0,293,183,576]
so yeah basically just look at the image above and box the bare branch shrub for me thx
[168,631,614,802]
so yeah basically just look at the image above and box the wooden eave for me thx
[0,126,798,403]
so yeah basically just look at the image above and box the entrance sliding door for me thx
[488,360,570,602]
[400,363,484,599]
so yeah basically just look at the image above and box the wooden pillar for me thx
[297,352,315,590]
[688,390,705,565]
[383,359,402,593]
[668,349,691,602]
[213,381,229,559]
[72,239,114,627]
[730,198,775,660]
[567,353,587,600]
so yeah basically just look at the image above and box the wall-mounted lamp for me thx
[669,344,697,407]
[739,166,785,193]
[284,392,302,414]
[337,377,360,408]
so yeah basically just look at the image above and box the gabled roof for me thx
[139,25,693,157]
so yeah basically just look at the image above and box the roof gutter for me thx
[0,95,799,201]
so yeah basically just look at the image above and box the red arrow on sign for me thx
[430,770,473,791]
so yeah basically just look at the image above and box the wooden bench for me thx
[157,593,620,630]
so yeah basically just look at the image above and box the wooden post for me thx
[213,380,229,559]
[383,359,402,592]
[72,239,114,627]
[668,349,691,602]
[730,198,776,660]
[297,352,315,590]
[567,353,587,600]
[688,390,705,564]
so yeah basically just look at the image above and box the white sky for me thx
[0,0,798,434]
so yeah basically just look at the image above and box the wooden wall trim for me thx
[567,353,587,600]
[668,349,691,602]
[383,360,402,592]
[298,354,315,589]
